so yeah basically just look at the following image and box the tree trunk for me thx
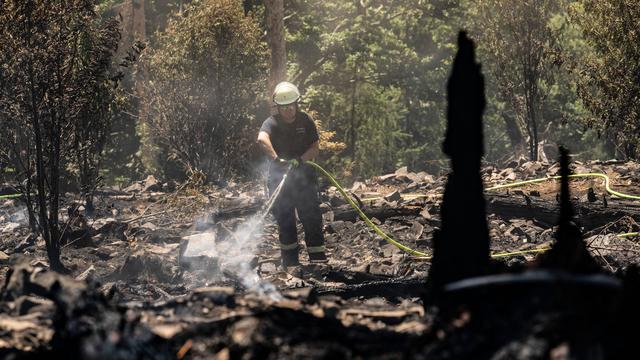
[524,77,539,161]
[502,111,525,153]
[530,105,539,161]
[347,65,358,160]
[265,0,286,107]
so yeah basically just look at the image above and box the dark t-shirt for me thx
[259,111,319,160]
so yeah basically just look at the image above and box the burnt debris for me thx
[536,146,601,273]
[426,31,490,297]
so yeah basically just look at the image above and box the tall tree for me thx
[265,0,286,99]
[471,0,563,160]
[569,1,640,159]
[285,0,461,177]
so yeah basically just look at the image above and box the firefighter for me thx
[257,81,328,271]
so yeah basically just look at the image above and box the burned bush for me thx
[0,0,123,271]
[144,0,269,182]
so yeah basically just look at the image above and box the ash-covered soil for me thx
[2,159,640,359]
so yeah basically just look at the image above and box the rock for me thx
[519,161,539,174]
[180,232,217,258]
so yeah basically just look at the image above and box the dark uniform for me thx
[260,111,326,267]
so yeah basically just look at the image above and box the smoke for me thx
[216,215,282,301]
[0,200,28,232]
[211,171,289,301]
[181,163,288,300]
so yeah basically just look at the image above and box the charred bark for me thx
[486,192,640,232]
[426,32,490,298]
[330,205,420,222]
[536,147,600,273]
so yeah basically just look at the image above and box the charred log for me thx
[330,204,421,222]
[485,193,640,232]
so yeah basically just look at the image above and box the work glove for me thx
[274,157,303,167]
[288,157,304,168]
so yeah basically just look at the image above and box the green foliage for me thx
[568,1,640,159]
[286,0,461,178]
[144,0,268,181]
[469,0,564,161]
[96,0,122,14]
[68,0,640,185]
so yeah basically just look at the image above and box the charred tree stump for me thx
[425,32,490,299]
[536,147,600,273]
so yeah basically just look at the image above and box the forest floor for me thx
[2,158,640,358]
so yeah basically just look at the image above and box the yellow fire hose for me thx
[306,161,640,260]
[0,193,22,200]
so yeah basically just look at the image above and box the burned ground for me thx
[2,158,640,359]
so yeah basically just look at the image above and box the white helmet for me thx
[272,81,300,105]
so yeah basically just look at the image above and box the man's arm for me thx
[301,141,319,162]
[257,131,278,160]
